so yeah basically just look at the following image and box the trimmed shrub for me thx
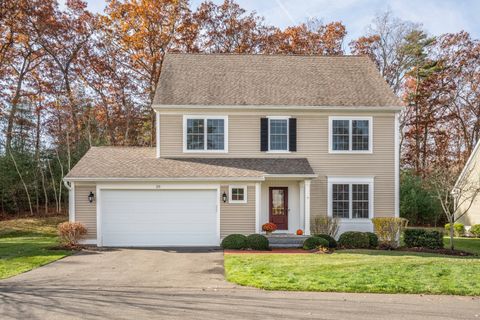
[444,223,465,237]
[338,231,370,249]
[58,222,87,246]
[303,236,329,250]
[312,216,340,238]
[246,234,270,250]
[221,234,248,249]
[404,229,444,249]
[365,232,379,248]
[314,234,337,248]
[371,217,408,248]
[470,224,480,238]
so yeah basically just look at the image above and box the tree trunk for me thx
[9,151,33,216]
[449,223,455,251]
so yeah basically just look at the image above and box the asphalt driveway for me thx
[0,248,479,320]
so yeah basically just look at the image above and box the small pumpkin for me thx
[296,229,303,235]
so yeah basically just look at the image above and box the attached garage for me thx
[100,189,218,247]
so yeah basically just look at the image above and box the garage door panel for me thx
[101,189,218,246]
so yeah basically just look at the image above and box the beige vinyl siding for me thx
[75,185,97,240]
[160,111,396,220]
[220,185,256,237]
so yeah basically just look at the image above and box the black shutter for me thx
[260,118,268,151]
[289,118,297,152]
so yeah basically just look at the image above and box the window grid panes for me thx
[332,120,350,151]
[231,188,245,201]
[207,119,224,150]
[352,120,369,151]
[331,119,370,152]
[332,184,349,218]
[186,118,225,151]
[352,184,369,218]
[186,119,204,150]
[269,119,288,151]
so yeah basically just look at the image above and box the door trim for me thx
[269,187,289,230]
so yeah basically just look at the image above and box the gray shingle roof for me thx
[65,147,315,180]
[153,53,402,107]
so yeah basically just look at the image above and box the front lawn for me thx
[0,216,71,279]
[444,237,480,255]
[224,250,480,295]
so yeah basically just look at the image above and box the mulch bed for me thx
[396,247,474,256]
[224,248,312,254]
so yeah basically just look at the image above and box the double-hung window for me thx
[184,116,228,152]
[268,117,289,152]
[328,177,373,219]
[329,117,372,153]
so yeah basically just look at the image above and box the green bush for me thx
[221,234,248,249]
[338,231,370,249]
[246,234,270,250]
[365,232,379,248]
[400,170,444,226]
[314,234,337,248]
[303,236,329,250]
[404,229,444,249]
[444,223,465,237]
[470,224,480,238]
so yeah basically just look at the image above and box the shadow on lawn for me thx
[336,249,480,259]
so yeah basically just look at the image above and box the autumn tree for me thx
[267,19,346,55]
[350,11,421,94]
[103,0,192,146]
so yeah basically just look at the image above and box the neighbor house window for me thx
[329,117,372,152]
[184,116,228,152]
[269,117,289,151]
[328,178,373,219]
[229,186,247,204]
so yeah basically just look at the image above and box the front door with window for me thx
[269,187,288,230]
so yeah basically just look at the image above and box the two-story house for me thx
[64,54,402,247]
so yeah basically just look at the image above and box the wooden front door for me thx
[269,187,288,230]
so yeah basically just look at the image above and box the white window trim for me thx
[327,176,374,220]
[183,115,228,153]
[267,116,291,153]
[328,116,373,154]
[229,185,248,204]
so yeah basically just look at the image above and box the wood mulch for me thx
[224,248,312,254]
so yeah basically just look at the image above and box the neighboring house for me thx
[64,54,402,247]
[454,140,480,229]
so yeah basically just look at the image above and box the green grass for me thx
[225,250,480,295]
[444,236,480,255]
[0,216,72,279]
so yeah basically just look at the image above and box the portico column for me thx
[255,182,261,233]
[304,179,311,235]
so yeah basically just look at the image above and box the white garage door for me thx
[100,189,218,246]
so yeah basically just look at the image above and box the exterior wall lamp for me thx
[88,191,95,203]
[222,192,228,203]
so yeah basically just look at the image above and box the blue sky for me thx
[76,0,480,44]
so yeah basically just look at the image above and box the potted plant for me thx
[262,222,277,235]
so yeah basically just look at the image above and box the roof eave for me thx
[152,104,404,112]
[63,176,266,182]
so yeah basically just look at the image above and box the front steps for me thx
[266,234,309,248]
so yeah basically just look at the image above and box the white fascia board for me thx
[64,176,265,182]
[152,104,404,112]
[453,139,480,190]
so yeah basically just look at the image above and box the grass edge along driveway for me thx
[225,249,480,296]
[0,216,71,280]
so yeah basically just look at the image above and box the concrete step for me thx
[267,235,309,247]
[270,243,303,248]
